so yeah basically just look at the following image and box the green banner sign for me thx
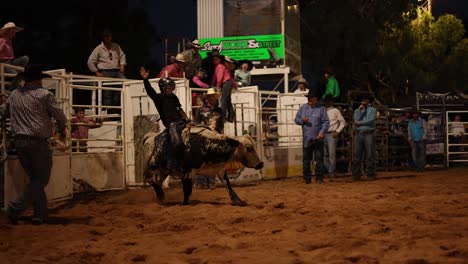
[199,34,284,62]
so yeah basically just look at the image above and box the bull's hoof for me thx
[231,198,247,207]
[183,200,190,205]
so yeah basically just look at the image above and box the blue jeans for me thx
[1,56,29,74]
[220,80,234,121]
[8,137,52,220]
[101,70,125,107]
[324,133,338,176]
[411,141,426,170]
[303,139,324,182]
[352,131,376,179]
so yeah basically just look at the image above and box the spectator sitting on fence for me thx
[0,22,29,74]
[212,54,236,123]
[182,39,202,79]
[293,77,309,94]
[71,108,102,152]
[449,114,465,151]
[234,60,253,87]
[158,53,185,78]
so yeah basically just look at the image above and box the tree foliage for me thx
[301,1,467,105]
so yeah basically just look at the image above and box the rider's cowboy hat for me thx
[206,88,220,96]
[175,53,186,63]
[0,22,24,35]
[191,39,201,49]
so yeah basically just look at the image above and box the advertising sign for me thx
[199,34,284,64]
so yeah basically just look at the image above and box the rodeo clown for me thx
[139,66,189,171]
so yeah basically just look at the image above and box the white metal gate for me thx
[260,92,306,179]
[446,110,468,166]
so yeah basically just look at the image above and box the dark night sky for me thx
[0,0,466,77]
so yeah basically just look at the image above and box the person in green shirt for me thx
[322,68,340,99]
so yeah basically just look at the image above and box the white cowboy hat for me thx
[191,39,201,48]
[0,22,24,35]
[206,88,220,96]
[175,53,186,63]
[224,56,234,63]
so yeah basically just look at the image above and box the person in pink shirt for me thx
[0,22,29,74]
[158,53,185,78]
[212,55,236,122]
[71,108,102,152]
[190,68,209,119]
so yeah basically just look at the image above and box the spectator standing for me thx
[322,68,340,99]
[1,64,66,225]
[87,30,127,110]
[294,90,329,184]
[71,108,102,152]
[194,88,223,189]
[0,22,29,74]
[158,53,185,78]
[323,96,346,179]
[352,94,377,181]
[408,108,427,172]
[182,39,202,79]
[234,60,253,87]
[87,30,127,79]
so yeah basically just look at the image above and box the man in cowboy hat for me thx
[194,87,223,189]
[158,53,186,78]
[293,76,309,94]
[295,89,329,184]
[0,22,29,74]
[1,64,66,225]
[408,107,427,172]
[87,29,127,79]
[182,39,202,79]
[352,93,377,181]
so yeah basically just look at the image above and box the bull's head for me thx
[232,135,264,170]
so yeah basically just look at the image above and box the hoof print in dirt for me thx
[131,254,147,262]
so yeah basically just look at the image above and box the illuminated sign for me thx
[199,34,285,62]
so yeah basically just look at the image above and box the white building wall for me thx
[197,0,224,38]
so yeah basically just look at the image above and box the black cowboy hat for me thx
[411,107,421,114]
[359,93,374,102]
[236,59,254,71]
[323,95,335,101]
[305,89,320,98]
[23,64,51,82]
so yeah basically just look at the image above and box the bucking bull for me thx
[143,125,264,206]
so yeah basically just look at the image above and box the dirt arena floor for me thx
[1,167,468,264]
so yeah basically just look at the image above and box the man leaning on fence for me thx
[408,108,427,172]
[1,64,67,225]
[352,94,377,181]
[295,89,329,184]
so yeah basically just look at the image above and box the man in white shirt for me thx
[323,95,346,179]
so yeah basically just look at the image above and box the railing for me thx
[445,110,468,166]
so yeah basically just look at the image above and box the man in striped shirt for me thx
[1,64,66,225]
